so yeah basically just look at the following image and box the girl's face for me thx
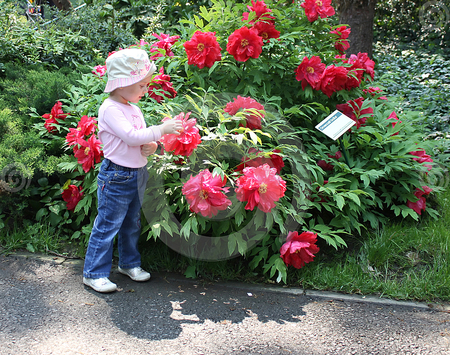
[110,75,152,104]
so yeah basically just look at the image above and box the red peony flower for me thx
[317,151,342,171]
[73,135,103,173]
[280,231,320,269]
[66,116,98,146]
[242,0,275,23]
[330,25,351,54]
[301,0,335,23]
[62,184,84,211]
[92,65,107,77]
[387,111,401,135]
[319,65,348,97]
[356,52,375,80]
[183,31,222,69]
[66,128,82,147]
[159,112,201,157]
[182,169,232,218]
[295,56,326,90]
[149,33,180,59]
[43,101,69,133]
[407,186,432,215]
[235,164,286,213]
[227,26,264,62]
[224,95,265,130]
[343,54,365,90]
[409,149,433,171]
[336,97,373,129]
[363,86,388,100]
[147,67,177,103]
[251,21,280,43]
[236,148,284,174]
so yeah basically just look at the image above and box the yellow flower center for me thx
[241,39,249,47]
[316,0,323,6]
[84,147,90,155]
[197,43,205,51]
[261,32,268,39]
[306,66,315,74]
[199,190,208,199]
[258,183,267,194]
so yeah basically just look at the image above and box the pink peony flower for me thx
[235,164,286,213]
[159,112,201,157]
[92,65,107,77]
[235,148,284,174]
[280,231,320,269]
[224,95,265,130]
[182,169,232,218]
[149,33,180,59]
[407,186,433,215]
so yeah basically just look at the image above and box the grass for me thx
[0,222,66,256]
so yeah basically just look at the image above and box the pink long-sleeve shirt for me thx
[98,98,162,168]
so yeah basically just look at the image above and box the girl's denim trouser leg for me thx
[83,159,149,279]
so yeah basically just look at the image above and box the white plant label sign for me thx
[315,110,356,141]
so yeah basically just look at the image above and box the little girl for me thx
[83,48,182,293]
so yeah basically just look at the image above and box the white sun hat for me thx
[104,48,157,93]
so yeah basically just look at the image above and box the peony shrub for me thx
[32,0,446,283]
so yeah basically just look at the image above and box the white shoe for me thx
[118,266,151,282]
[83,277,117,293]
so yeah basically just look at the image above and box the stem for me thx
[338,137,351,168]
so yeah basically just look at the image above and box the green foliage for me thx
[0,63,80,117]
[374,44,450,134]
[374,0,450,54]
[9,0,450,287]
[42,0,139,58]
[0,0,105,69]
[295,186,450,302]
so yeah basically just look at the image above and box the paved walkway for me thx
[0,252,449,355]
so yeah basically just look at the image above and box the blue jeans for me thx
[83,159,149,279]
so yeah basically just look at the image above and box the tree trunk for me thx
[335,0,378,58]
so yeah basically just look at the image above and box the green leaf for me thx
[194,15,204,29]
[228,235,237,255]
[248,130,261,145]
[346,192,361,206]
[180,217,192,239]
[334,195,345,210]
[26,243,35,253]
[184,265,197,279]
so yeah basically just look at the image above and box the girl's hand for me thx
[159,119,183,135]
[141,142,158,157]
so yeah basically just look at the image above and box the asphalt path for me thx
[0,252,449,355]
